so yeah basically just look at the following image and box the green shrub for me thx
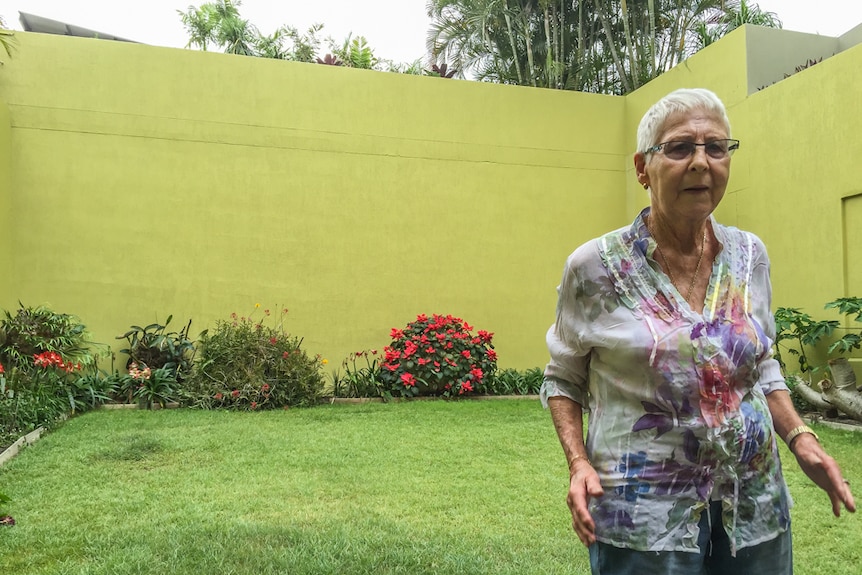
[485,367,544,396]
[183,307,325,410]
[330,350,386,399]
[116,316,197,381]
[379,314,498,398]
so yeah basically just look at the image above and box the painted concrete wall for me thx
[0,101,9,307]
[1,25,859,372]
[0,32,626,370]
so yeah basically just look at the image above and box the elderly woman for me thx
[542,88,855,574]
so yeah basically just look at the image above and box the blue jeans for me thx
[588,501,793,575]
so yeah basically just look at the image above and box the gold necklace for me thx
[650,221,707,303]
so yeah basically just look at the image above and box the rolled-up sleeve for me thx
[541,244,596,409]
[749,235,789,395]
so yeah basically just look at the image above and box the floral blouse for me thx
[541,208,792,555]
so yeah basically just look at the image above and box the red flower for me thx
[477,330,494,343]
[269,337,278,345]
[251,401,258,409]
[461,350,471,359]
[463,322,473,331]
[425,346,435,354]
[486,349,497,361]
[461,381,474,393]
[390,328,404,339]
[231,389,240,398]
[400,373,416,387]
[416,313,428,322]
[404,341,419,357]
[383,362,400,372]
[283,351,290,358]
[417,357,430,365]
[262,383,270,392]
[215,392,223,400]
[0,363,4,374]
[384,347,402,362]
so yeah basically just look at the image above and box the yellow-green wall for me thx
[0,98,10,307]
[0,26,859,373]
[0,32,626,369]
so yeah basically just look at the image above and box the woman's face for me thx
[635,109,731,226]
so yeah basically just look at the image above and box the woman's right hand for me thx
[567,459,604,546]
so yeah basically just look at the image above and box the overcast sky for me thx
[3,1,862,65]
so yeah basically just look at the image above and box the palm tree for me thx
[0,15,16,64]
[178,0,258,56]
[427,0,780,94]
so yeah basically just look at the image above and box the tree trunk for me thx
[620,0,640,89]
[829,357,858,392]
[792,379,833,412]
[820,361,862,422]
[503,0,525,85]
[593,0,632,93]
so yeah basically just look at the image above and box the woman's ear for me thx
[634,153,649,189]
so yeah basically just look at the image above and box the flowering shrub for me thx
[122,363,177,408]
[0,304,110,450]
[183,306,325,410]
[379,314,497,398]
[0,304,105,371]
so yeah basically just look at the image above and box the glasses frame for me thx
[644,139,740,160]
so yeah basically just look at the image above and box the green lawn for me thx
[0,400,858,575]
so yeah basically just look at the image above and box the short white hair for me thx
[636,88,731,155]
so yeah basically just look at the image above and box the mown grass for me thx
[0,400,859,574]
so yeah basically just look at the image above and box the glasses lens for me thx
[705,140,730,158]
[663,142,695,160]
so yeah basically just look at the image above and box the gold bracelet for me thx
[785,425,819,449]
[568,454,592,477]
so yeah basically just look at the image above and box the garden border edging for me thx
[0,427,45,468]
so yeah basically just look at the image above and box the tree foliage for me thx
[178,0,401,71]
[426,0,781,94]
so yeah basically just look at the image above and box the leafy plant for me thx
[127,364,177,409]
[63,372,120,412]
[116,316,197,381]
[426,63,457,78]
[485,367,544,396]
[823,297,862,355]
[330,350,386,399]
[773,307,838,375]
[183,306,325,410]
[379,314,497,398]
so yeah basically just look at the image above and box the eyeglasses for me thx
[644,139,740,160]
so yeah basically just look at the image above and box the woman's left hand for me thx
[791,433,856,516]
